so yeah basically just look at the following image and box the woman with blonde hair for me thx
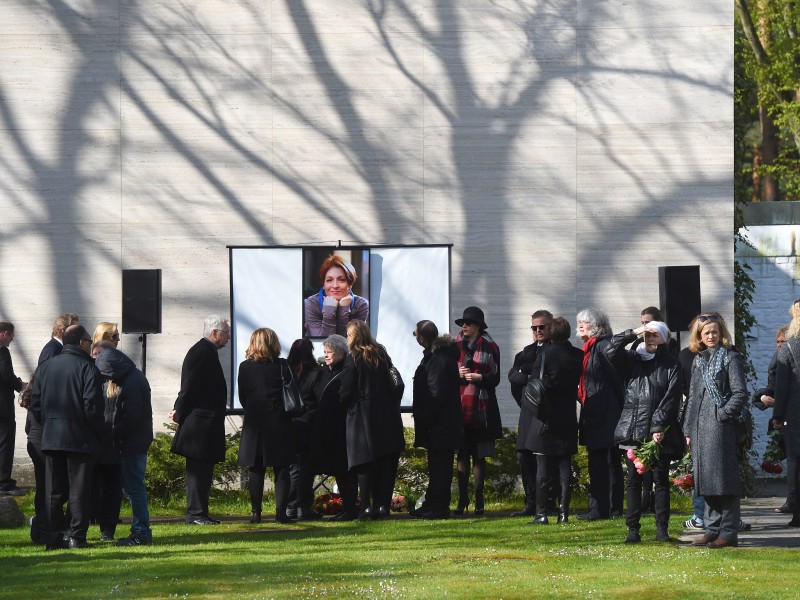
[340,320,404,520]
[774,300,800,527]
[684,312,749,548]
[92,322,120,347]
[237,328,297,523]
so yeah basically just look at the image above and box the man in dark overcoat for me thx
[410,320,462,519]
[37,313,80,366]
[0,322,26,496]
[30,324,104,549]
[507,309,552,516]
[169,315,230,525]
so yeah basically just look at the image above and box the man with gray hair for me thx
[169,315,230,525]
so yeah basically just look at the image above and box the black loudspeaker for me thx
[122,269,162,334]
[658,266,701,332]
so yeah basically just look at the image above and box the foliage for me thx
[145,423,244,505]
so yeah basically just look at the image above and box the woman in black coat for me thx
[610,321,682,543]
[520,317,583,524]
[410,321,463,519]
[237,328,297,524]
[340,320,405,520]
[576,307,624,521]
[285,338,322,520]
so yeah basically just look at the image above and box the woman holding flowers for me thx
[773,300,800,528]
[684,313,749,548]
[610,321,682,543]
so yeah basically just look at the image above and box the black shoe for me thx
[187,518,219,526]
[285,508,297,519]
[511,507,536,517]
[775,503,794,514]
[657,528,673,542]
[624,529,641,544]
[577,512,604,521]
[99,531,115,542]
[297,509,324,521]
[557,512,569,523]
[358,507,373,521]
[329,511,358,521]
[375,506,390,519]
[0,486,26,497]
[610,510,623,519]
[68,538,90,549]
[408,506,425,518]
[421,510,451,520]
[787,517,800,528]
[452,505,468,516]
[115,533,152,546]
[275,514,295,524]
[530,515,549,525]
[250,512,262,524]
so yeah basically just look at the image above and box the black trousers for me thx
[334,469,358,515]
[92,463,122,536]
[624,456,670,530]
[423,448,454,513]
[0,418,16,489]
[517,450,537,510]
[786,455,798,510]
[44,451,95,543]
[357,452,400,511]
[185,457,215,521]
[587,447,624,517]
[248,463,290,517]
[26,438,47,542]
[287,450,315,513]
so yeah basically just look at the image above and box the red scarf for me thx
[577,337,599,405]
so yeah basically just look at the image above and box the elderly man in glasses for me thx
[508,309,555,517]
[30,325,105,549]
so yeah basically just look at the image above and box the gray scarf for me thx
[699,345,729,408]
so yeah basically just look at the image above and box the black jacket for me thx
[508,342,545,405]
[610,330,683,456]
[308,360,348,474]
[579,336,625,450]
[95,349,154,456]
[37,338,63,366]
[340,352,405,469]
[412,336,463,451]
[0,345,23,420]
[517,339,582,456]
[170,338,228,463]
[30,345,105,455]
[291,366,321,449]
[237,358,297,468]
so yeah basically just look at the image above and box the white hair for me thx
[576,307,612,339]
[203,315,230,338]
[322,334,349,358]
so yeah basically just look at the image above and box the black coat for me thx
[37,338,63,366]
[237,359,297,468]
[456,332,503,443]
[290,366,321,450]
[95,349,154,457]
[170,338,228,463]
[412,336,463,451]
[517,340,582,456]
[578,336,624,451]
[340,353,405,469]
[30,345,105,455]
[0,344,23,420]
[611,330,683,456]
[308,360,348,474]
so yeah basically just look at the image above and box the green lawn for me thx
[0,494,797,599]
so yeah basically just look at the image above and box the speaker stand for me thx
[138,333,148,376]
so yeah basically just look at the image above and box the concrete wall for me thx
[0,1,733,479]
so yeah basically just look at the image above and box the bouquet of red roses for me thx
[314,493,344,515]
[626,435,662,475]
[762,429,786,474]
[672,473,694,491]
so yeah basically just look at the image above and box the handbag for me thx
[281,359,306,417]
[386,354,405,402]
[523,352,548,421]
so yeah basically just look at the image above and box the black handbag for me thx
[523,353,548,421]
[386,353,405,402]
[281,359,305,417]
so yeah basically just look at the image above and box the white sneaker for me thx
[683,516,704,529]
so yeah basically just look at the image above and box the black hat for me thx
[455,306,487,329]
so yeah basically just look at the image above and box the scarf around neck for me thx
[699,345,729,408]
[578,337,599,405]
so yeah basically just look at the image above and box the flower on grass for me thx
[390,494,407,512]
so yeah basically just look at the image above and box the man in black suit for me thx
[0,322,26,496]
[30,325,104,549]
[169,315,230,525]
[38,313,80,366]
[508,309,552,516]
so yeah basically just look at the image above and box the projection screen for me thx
[229,245,451,410]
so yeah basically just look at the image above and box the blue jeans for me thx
[692,488,705,524]
[121,453,150,536]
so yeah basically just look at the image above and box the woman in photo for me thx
[304,255,369,337]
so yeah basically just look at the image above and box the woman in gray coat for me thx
[773,300,800,528]
[683,313,749,548]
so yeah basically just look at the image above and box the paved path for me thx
[678,496,800,548]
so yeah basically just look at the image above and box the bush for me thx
[145,423,244,504]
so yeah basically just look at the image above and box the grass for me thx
[1,492,797,599]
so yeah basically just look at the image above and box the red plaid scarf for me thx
[577,337,599,405]
[455,331,499,429]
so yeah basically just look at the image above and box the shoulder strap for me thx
[538,348,545,380]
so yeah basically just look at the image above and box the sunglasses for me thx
[530,325,547,331]
[461,320,476,326]
[697,314,720,323]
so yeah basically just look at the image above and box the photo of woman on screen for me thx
[304,254,369,337]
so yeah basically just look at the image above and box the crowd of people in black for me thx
[2,298,799,551]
